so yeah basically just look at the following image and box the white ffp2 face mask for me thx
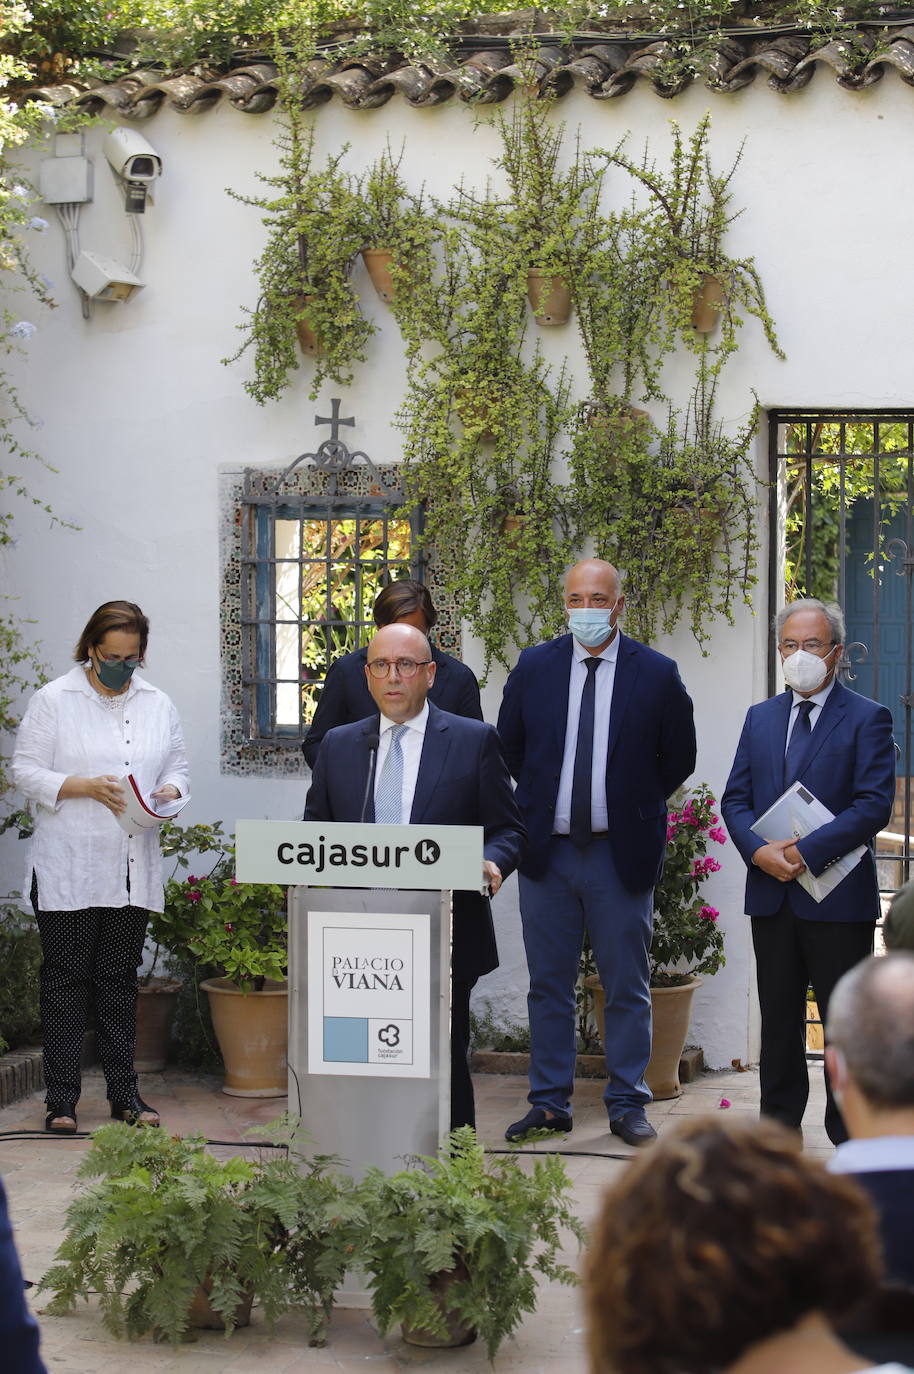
[781,646,836,694]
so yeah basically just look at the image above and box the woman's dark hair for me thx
[74,601,149,663]
[582,1116,882,1374]
[373,579,437,629]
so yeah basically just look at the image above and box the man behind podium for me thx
[304,623,525,1130]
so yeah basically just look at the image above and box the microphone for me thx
[359,732,380,823]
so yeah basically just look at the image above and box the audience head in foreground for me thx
[826,951,914,1132]
[583,1117,883,1374]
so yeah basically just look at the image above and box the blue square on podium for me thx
[324,1017,368,1063]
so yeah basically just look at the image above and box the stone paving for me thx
[0,1061,830,1373]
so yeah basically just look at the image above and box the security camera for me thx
[104,128,162,212]
[104,127,162,182]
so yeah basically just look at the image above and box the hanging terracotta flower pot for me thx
[454,389,497,443]
[361,248,396,304]
[290,295,322,356]
[526,270,572,326]
[691,274,726,333]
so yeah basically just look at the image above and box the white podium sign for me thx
[235,820,483,890]
[307,909,431,1078]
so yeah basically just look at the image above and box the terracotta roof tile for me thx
[22,25,914,118]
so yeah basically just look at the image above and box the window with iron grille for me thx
[240,500,421,742]
[217,403,448,771]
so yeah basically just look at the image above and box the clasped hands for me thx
[753,838,806,883]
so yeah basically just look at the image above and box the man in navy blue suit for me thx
[721,598,896,1144]
[302,580,481,769]
[497,559,696,1147]
[305,622,525,1130]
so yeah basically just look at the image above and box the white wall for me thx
[3,72,913,1068]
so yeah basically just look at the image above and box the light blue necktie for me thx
[374,724,406,824]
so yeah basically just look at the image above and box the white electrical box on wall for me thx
[39,154,93,204]
[70,250,143,301]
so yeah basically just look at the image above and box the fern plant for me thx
[39,1123,354,1345]
[353,1126,585,1361]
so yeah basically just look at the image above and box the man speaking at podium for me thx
[304,622,525,1130]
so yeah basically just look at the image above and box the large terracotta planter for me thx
[401,1260,477,1349]
[187,1275,254,1330]
[134,976,181,1073]
[584,973,702,1101]
[526,270,572,326]
[200,978,288,1098]
[362,248,396,304]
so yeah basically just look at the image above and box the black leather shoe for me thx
[110,1094,160,1126]
[609,1111,657,1147]
[505,1107,573,1142]
[45,1104,78,1134]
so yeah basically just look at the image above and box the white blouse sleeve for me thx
[11,690,69,812]
[154,698,190,798]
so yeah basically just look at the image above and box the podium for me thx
[236,820,484,1177]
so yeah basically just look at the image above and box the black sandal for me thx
[110,1094,160,1126]
[45,1104,78,1134]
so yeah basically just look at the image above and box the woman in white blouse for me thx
[12,601,189,1134]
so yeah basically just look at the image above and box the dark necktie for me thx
[570,658,601,848]
[783,700,813,788]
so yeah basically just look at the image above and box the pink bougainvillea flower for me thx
[230,878,239,887]
[188,890,201,903]
[700,906,719,922]
[719,1098,731,1109]
[224,923,234,932]
[186,875,197,884]
[708,826,728,845]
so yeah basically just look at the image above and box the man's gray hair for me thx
[774,598,845,644]
[827,953,914,1108]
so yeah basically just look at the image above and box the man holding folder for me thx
[722,598,896,1144]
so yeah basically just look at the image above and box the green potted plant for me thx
[600,114,783,365]
[586,782,726,1098]
[164,846,288,1096]
[224,44,372,403]
[134,818,228,1073]
[353,1126,584,1359]
[494,83,601,327]
[355,143,439,324]
[38,1121,353,1345]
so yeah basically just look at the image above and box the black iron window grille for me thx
[769,409,913,895]
[239,402,423,743]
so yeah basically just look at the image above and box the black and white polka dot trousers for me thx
[32,893,149,1108]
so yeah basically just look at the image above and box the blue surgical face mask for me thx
[566,602,619,648]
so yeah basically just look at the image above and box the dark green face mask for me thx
[93,653,138,691]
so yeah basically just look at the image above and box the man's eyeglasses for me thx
[778,640,835,655]
[367,658,432,679]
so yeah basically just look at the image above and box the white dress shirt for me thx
[785,676,835,750]
[829,1134,914,1174]
[553,633,620,835]
[373,702,429,823]
[12,666,190,913]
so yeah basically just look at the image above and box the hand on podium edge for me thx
[483,860,503,896]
